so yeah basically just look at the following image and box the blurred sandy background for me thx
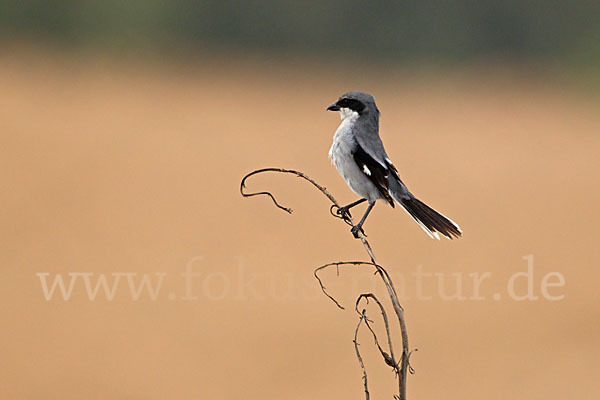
[1,3,600,399]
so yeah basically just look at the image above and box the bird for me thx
[326,91,462,240]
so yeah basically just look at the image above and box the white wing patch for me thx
[362,165,371,176]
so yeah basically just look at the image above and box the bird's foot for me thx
[336,205,352,218]
[330,204,353,226]
[351,224,365,239]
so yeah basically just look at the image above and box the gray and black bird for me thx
[327,91,462,240]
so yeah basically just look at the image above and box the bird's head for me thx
[326,91,379,120]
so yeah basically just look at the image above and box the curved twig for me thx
[356,293,398,373]
[240,168,338,213]
[240,168,377,263]
[314,260,409,397]
[314,261,386,309]
[354,311,370,400]
[240,168,411,400]
[314,261,401,310]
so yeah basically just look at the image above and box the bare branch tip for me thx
[241,167,410,400]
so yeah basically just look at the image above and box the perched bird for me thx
[327,91,461,239]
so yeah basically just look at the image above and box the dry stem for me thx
[241,167,413,400]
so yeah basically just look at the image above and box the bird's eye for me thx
[338,99,349,107]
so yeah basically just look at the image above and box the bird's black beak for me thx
[326,102,340,111]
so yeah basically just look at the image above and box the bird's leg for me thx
[351,201,376,238]
[336,198,367,218]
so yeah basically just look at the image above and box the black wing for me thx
[352,142,395,206]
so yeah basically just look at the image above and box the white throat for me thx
[329,107,360,161]
[339,107,359,121]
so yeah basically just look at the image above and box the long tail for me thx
[398,196,462,240]
[388,178,461,239]
[385,171,462,240]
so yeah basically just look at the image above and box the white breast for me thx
[328,108,380,202]
[328,108,359,159]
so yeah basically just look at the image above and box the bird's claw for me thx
[351,225,365,238]
[330,205,353,227]
[336,206,351,218]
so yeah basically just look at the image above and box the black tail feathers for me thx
[399,197,462,240]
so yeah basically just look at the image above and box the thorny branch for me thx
[240,168,413,400]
